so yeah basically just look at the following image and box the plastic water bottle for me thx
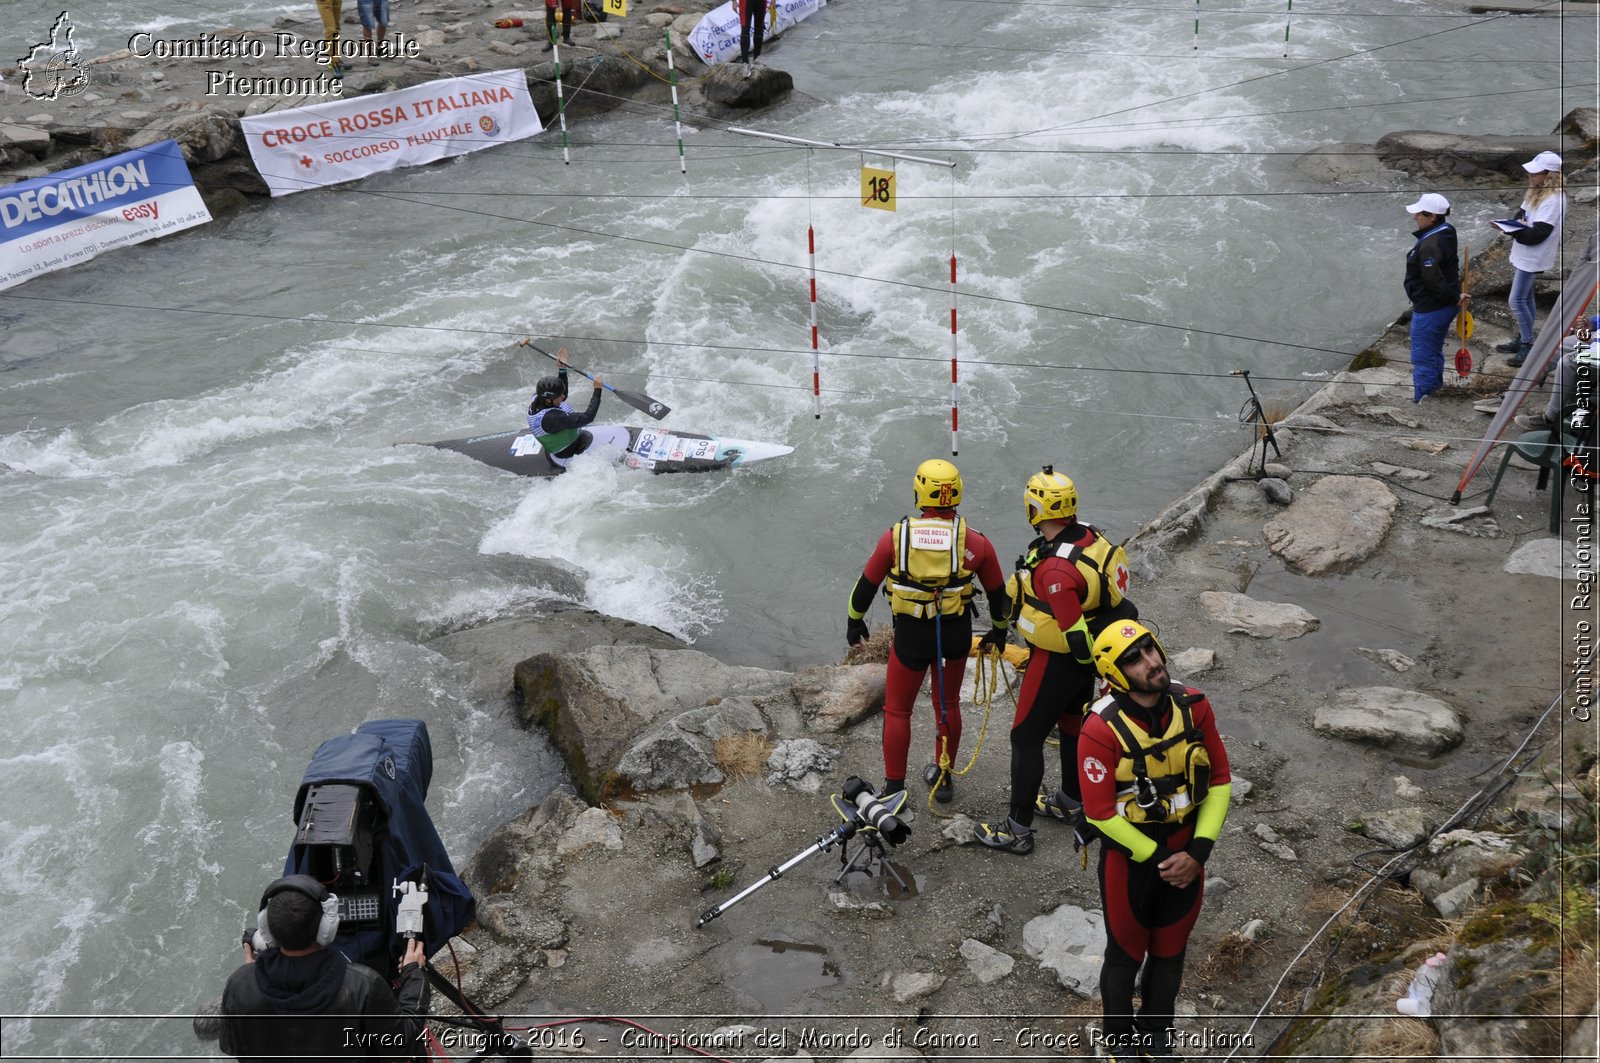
[1396,952,1448,1017]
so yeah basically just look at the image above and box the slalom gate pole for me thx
[949,250,959,455]
[1194,0,1201,49]
[1283,0,1293,57]
[809,221,821,418]
[552,38,571,165]
[664,30,686,175]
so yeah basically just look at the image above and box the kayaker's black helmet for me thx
[532,375,567,410]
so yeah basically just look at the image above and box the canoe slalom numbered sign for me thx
[602,0,628,15]
[0,139,212,292]
[861,166,895,212]
[687,0,826,65]
[240,68,542,196]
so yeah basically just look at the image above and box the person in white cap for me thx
[1496,151,1567,367]
[1403,192,1466,402]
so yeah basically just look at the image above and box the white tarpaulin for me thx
[0,139,211,292]
[688,0,825,65]
[240,69,541,196]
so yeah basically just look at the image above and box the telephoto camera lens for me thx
[852,792,909,846]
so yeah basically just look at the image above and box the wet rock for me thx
[1262,475,1397,575]
[126,104,242,164]
[1421,505,1498,536]
[0,122,52,156]
[1205,875,1231,897]
[1431,876,1479,917]
[1377,129,1575,182]
[1313,687,1464,756]
[959,938,1015,983]
[1410,829,1532,897]
[699,61,794,109]
[890,971,946,1003]
[1359,806,1435,849]
[1357,647,1415,672]
[1167,647,1216,679]
[1504,537,1579,579]
[1257,477,1293,504]
[1199,590,1319,639]
[1364,405,1422,429]
[1393,775,1424,799]
[1263,462,1293,479]
[1434,934,1564,1060]
[1369,461,1432,481]
[826,890,892,917]
[939,812,979,845]
[765,738,838,792]
[1022,904,1105,998]
[514,645,790,800]
[556,806,622,856]
[793,664,884,733]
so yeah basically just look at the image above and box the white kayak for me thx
[424,424,795,478]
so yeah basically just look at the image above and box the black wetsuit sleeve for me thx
[1510,221,1555,246]
[985,584,1013,628]
[850,574,878,618]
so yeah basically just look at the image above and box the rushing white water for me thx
[1,0,1591,1054]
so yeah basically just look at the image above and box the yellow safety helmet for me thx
[1024,465,1077,527]
[913,459,962,509]
[1092,620,1166,691]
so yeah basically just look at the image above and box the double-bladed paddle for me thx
[519,339,671,420]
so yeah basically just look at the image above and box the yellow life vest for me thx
[884,515,975,619]
[1006,526,1134,654]
[1088,687,1210,826]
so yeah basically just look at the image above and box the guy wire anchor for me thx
[1225,369,1283,480]
[694,777,910,928]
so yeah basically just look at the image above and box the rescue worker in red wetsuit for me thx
[1079,622,1232,1062]
[846,459,1009,802]
[976,466,1136,854]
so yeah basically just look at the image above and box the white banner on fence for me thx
[240,68,541,196]
[688,0,826,66]
[0,139,211,292]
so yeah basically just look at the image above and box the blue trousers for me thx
[1410,305,1455,402]
[1509,268,1538,344]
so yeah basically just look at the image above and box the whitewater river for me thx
[1,0,1591,1055]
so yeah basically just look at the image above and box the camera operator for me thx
[219,875,430,1061]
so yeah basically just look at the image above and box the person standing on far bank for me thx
[738,0,771,78]
[358,0,390,64]
[1403,192,1466,403]
[1497,151,1567,367]
[315,0,346,79]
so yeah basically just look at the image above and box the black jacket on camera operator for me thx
[219,875,430,1062]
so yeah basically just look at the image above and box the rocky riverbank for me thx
[409,199,1597,1057]
[0,1,791,212]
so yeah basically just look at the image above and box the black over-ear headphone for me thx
[253,874,340,952]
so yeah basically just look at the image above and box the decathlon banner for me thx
[0,139,211,292]
[240,68,541,197]
[688,0,826,66]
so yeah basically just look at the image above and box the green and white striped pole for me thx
[1282,0,1293,57]
[552,34,571,165]
[665,30,686,175]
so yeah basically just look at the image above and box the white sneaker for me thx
[742,62,752,79]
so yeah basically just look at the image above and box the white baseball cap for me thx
[1405,193,1451,215]
[1523,151,1563,174]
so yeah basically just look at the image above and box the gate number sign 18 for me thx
[861,166,896,212]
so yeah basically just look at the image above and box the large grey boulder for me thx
[1376,129,1587,182]
[699,62,793,109]
[514,646,791,800]
[1313,687,1463,756]
[1409,828,1532,898]
[1358,806,1436,849]
[1434,935,1564,1061]
[1263,475,1397,575]
[1198,591,1319,639]
[127,103,241,163]
[1021,904,1105,998]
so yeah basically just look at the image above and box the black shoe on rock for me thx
[922,763,953,803]
[1495,337,1527,354]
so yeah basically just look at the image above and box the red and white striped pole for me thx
[949,252,959,455]
[808,224,821,418]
